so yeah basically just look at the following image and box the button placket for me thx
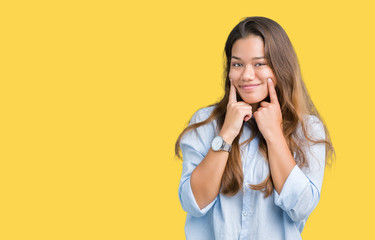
[239,183,251,239]
[239,128,258,240]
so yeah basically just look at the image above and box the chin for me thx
[240,95,267,104]
[242,99,258,104]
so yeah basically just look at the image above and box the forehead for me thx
[231,35,265,59]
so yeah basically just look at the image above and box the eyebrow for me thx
[231,56,265,60]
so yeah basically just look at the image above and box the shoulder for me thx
[189,105,216,125]
[303,114,321,124]
[180,105,217,153]
[300,114,325,141]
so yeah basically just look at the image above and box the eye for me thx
[232,63,243,67]
[255,63,266,67]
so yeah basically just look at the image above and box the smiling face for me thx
[228,35,276,106]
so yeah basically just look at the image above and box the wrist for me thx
[219,130,235,145]
[264,129,284,144]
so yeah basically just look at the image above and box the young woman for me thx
[175,17,334,240]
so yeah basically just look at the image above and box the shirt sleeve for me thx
[273,115,326,222]
[178,108,217,217]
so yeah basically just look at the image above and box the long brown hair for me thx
[175,16,335,197]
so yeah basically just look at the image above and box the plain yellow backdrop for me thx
[1,0,374,239]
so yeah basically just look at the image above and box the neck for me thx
[251,103,260,113]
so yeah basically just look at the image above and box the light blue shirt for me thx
[178,106,326,240]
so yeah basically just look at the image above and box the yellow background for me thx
[1,0,374,239]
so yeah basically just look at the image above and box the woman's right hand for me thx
[219,80,252,144]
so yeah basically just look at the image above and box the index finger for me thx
[267,78,279,104]
[229,80,237,103]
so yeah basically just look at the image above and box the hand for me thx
[253,78,283,141]
[219,80,252,144]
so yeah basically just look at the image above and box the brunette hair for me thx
[175,16,335,197]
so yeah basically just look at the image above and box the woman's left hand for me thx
[253,78,283,142]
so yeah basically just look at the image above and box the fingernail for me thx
[267,78,272,82]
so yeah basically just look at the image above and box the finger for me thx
[243,106,252,122]
[228,79,237,103]
[243,110,252,121]
[253,111,258,120]
[267,78,279,104]
[260,101,269,108]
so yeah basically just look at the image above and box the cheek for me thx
[256,68,274,80]
[228,69,240,81]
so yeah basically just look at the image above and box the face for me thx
[229,35,276,105]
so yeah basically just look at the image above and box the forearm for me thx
[266,131,296,194]
[190,148,229,209]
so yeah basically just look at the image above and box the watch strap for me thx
[211,135,232,152]
[222,141,232,152]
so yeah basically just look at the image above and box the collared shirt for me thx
[178,106,326,240]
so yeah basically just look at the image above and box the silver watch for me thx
[211,136,232,152]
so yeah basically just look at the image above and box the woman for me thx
[175,16,334,240]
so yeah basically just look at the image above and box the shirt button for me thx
[242,211,248,216]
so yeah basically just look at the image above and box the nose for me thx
[242,65,255,81]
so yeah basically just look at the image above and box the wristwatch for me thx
[211,136,232,152]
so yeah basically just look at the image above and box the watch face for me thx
[212,136,223,151]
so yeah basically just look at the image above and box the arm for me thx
[266,131,296,194]
[273,117,326,222]
[190,148,229,209]
[191,80,252,209]
[254,79,326,221]
[179,81,252,215]
[253,78,295,194]
[178,109,223,217]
